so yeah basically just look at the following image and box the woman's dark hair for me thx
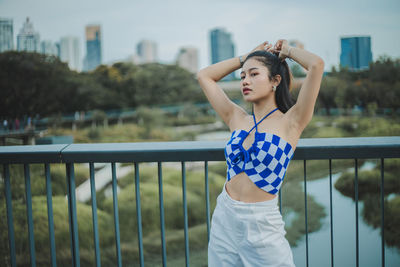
[244,50,295,113]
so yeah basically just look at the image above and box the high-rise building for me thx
[137,40,157,63]
[60,36,81,71]
[210,28,235,80]
[0,18,14,53]
[176,46,198,73]
[41,40,58,56]
[340,36,372,71]
[17,17,40,52]
[84,24,102,71]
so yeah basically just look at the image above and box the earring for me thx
[272,86,276,92]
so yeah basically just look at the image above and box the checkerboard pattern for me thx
[225,130,294,195]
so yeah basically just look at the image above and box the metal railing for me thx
[1,137,399,267]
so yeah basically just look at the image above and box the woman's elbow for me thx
[196,69,206,81]
[312,57,325,70]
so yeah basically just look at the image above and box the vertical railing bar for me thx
[24,163,36,267]
[3,164,16,267]
[205,161,210,242]
[66,163,80,267]
[354,159,359,267]
[89,163,101,267]
[380,158,385,267]
[304,160,309,267]
[135,162,144,267]
[158,162,167,267]
[329,159,334,267]
[182,161,190,267]
[45,164,57,267]
[66,164,74,266]
[111,163,122,267]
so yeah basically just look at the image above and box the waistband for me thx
[221,182,278,208]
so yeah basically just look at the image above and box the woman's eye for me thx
[251,73,258,77]
[240,76,245,80]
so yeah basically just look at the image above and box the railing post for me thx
[304,160,309,267]
[3,164,16,267]
[89,163,101,267]
[380,158,385,267]
[158,162,167,267]
[24,164,36,267]
[45,164,57,267]
[354,159,359,267]
[329,159,334,267]
[66,163,80,267]
[111,163,122,267]
[205,161,210,243]
[182,161,189,267]
[135,162,144,266]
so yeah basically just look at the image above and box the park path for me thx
[74,161,209,202]
[75,163,133,202]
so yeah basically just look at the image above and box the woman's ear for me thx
[273,74,282,86]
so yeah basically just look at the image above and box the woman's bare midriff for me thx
[225,172,277,202]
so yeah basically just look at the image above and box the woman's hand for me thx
[251,41,272,53]
[269,39,291,60]
[239,41,273,65]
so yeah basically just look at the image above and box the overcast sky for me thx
[1,0,399,70]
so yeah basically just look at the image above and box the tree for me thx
[132,63,205,106]
[0,51,82,118]
[318,77,343,115]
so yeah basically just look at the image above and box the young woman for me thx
[197,39,324,266]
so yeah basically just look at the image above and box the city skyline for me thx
[210,28,235,80]
[0,0,399,70]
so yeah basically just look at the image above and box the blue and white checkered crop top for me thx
[224,108,294,195]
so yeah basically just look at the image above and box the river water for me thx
[290,166,400,267]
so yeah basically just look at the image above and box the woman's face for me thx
[240,58,275,102]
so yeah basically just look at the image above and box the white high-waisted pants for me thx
[208,184,295,267]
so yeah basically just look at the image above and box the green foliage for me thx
[134,106,166,135]
[362,195,400,248]
[335,159,400,199]
[1,164,88,200]
[87,128,101,140]
[317,77,344,114]
[0,52,84,118]
[97,166,225,242]
[91,110,107,124]
[323,57,400,112]
[300,115,400,139]
[0,196,114,266]
[207,162,228,178]
[0,53,204,118]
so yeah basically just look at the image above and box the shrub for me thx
[0,196,114,266]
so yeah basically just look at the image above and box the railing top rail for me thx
[0,136,399,164]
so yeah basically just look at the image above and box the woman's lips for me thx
[242,88,252,95]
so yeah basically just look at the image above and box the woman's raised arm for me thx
[270,40,325,132]
[197,57,242,127]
